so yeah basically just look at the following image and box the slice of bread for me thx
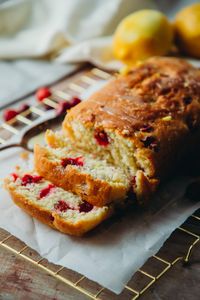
[4,170,112,236]
[34,140,131,207]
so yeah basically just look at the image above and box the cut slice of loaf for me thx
[34,139,131,207]
[4,170,112,236]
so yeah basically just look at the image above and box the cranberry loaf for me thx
[34,140,131,207]
[62,57,200,202]
[4,170,112,236]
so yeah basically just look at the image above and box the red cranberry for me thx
[56,101,71,116]
[56,97,81,116]
[140,124,153,132]
[11,173,19,181]
[61,156,84,167]
[18,104,30,113]
[79,201,93,213]
[39,184,55,199]
[54,200,70,212]
[36,87,51,102]
[3,109,18,122]
[69,97,81,107]
[21,174,42,186]
[94,130,109,146]
[141,136,159,152]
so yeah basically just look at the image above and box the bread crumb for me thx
[20,151,29,161]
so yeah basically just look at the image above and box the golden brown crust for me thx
[34,144,127,207]
[4,179,112,236]
[63,57,200,180]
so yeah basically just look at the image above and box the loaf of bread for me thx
[4,170,112,236]
[63,57,200,202]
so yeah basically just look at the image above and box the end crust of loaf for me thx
[4,173,113,236]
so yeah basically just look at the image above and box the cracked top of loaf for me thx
[66,57,200,136]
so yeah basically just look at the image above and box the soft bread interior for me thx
[62,120,156,181]
[40,142,131,188]
[51,124,139,176]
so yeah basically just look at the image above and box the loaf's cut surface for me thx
[4,170,112,236]
[63,57,200,198]
[34,139,131,207]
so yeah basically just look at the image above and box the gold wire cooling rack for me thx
[0,66,199,299]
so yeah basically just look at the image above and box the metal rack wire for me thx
[0,67,199,299]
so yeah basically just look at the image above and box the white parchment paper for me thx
[0,148,199,294]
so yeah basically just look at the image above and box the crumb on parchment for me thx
[20,151,29,161]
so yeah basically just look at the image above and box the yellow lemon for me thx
[174,3,200,58]
[113,10,174,65]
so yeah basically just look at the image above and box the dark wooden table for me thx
[0,68,199,300]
